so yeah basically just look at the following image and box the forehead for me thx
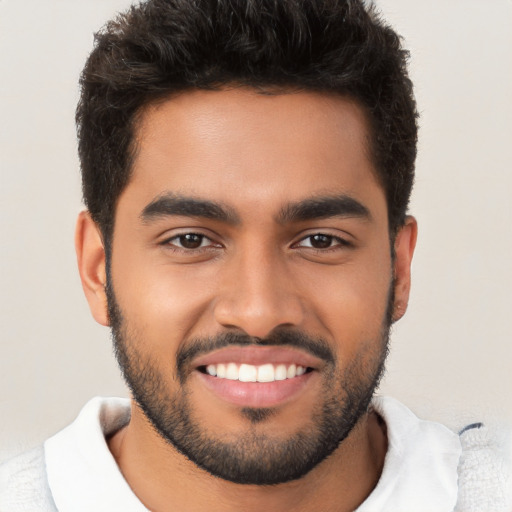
[123,88,385,221]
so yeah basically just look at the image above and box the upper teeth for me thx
[205,363,307,382]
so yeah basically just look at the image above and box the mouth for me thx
[191,346,321,408]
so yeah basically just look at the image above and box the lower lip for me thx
[195,371,315,408]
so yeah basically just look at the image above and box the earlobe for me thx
[392,215,418,322]
[75,211,110,326]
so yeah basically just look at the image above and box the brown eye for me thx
[309,234,334,249]
[295,233,350,251]
[177,233,205,249]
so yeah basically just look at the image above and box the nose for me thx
[213,245,305,338]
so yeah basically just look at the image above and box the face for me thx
[78,88,415,485]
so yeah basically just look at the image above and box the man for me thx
[1,0,509,510]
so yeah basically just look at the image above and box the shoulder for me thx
[0,445,58,511]
[455,422,512,512]
[0,397,131,512]
[366,396,511,511]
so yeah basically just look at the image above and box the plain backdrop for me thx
[1,0,511,462]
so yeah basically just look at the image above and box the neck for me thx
[108,402,387,512]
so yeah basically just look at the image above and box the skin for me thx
[76,88,417,512]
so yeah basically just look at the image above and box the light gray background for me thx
[1,0,511,462]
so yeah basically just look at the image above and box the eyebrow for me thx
[141,192,370,226]
[140,193,240,224]
[277,195,371,223]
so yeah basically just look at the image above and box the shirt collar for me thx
[45,397,148,512]
[357,396,462,511]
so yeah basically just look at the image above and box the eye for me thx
[296,233,349,250]
[166,233,214,250]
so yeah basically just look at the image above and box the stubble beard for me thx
[106,281,392,485]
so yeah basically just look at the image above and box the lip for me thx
[195,370,316,408]
[191,345,323,408]
[192,345,324,369]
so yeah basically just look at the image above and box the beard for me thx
[107,280,392,485]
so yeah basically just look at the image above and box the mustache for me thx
[176,330,335,376]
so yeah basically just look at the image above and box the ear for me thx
[75,211,109,326]
[392,215,418,322]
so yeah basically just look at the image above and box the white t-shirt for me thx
[1,396,508,511]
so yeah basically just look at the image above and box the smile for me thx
[201,363,310,382]
[192,346,321,408]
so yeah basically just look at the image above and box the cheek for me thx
[300,251,392,354]
[111,251,217,352]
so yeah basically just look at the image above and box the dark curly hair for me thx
[77,0,418,246]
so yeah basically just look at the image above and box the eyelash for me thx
[160,232,352,254]
[296,232,352,248]
[160,232,220,253]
